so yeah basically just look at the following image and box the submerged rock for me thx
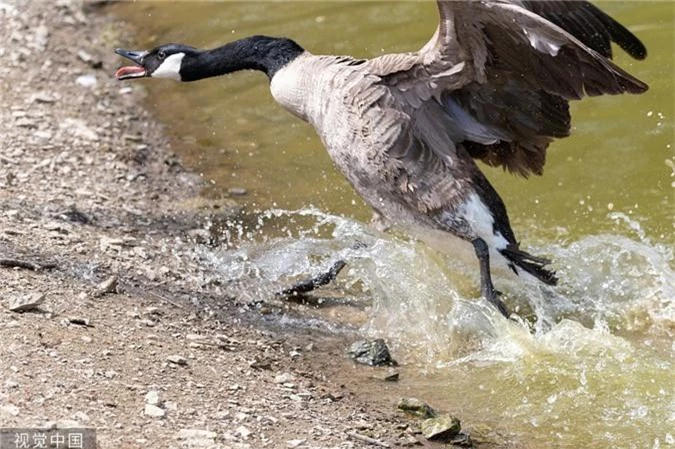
[420,414,461,441]
[397,397,436,419]
[347,338,395,366]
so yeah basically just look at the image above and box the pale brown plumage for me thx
[268,0,646,315]
[118,0,648,316]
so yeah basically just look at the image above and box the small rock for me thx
[145,390,161,406]
[7,293,45,312]
[75,73,97,88]
[347,339,395,366]
[447,432,472,447]
[76,49,101,68]
[420,414,461,441]
[31,92,56,103]
[95,275,118,297]
[34,25,49,50]
[15,118,36,128]
[274,372,295,384]
[55,419,81,429]
[1,404,20,416]
[167,355,188,366]
[287,439,305,448]
[68,317,91,326]
[250,359,272,370]
[78,50,94,63]
[164,401,178,411]
[61,118,98,141]
[397,397,436,419]
[227,187,248,196]
[72,411,90,423]
[103,370,117,379]
[144,404,165,418]
[236,426,251,439]
[177,429,217,446]
[4,380,20,389]
[374,369,399,382]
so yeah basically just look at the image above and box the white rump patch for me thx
[151,53,185,80]
[459,194,509,251]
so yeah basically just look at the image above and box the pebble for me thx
[75,73,97,88]
[145,390,161,406]
[347,338,395,366]
[144,404,165,418]
[33,25,49,50]
[177,429,217,445]
[1,404,20,416]
[95,275,118,296]
[68,317,91,326]
[61,117,98,141]
[236,426,251,439]
[7,292,45,312]
[227,187,248,196]
[420,414,461,441]
[167,355,188,366]
[31,92,56,103]
[397,397,436,419]
[274,372,295,384]
[4,379,20,389]
[287,439,306,448]
[374,369,399,382]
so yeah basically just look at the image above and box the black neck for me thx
[180,35,304,82]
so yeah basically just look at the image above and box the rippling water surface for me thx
[114,2,673,448]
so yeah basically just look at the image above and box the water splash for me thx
[195,207,672,449]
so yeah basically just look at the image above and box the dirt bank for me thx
[0,1,514,448]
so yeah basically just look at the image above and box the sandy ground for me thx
[0,1,513,448]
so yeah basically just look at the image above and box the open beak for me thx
[114,48,148,80]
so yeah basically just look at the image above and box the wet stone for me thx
[420,414,461,441]
[397,397,436,419]
[347,338,395,366]
[227,187,248,196]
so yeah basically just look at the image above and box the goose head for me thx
[116,37,304,83]
[115,44,196,81]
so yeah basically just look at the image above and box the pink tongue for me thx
[115,65,145,79]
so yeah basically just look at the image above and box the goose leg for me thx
[276,241,366,297]
[472,238,510,318]
[277,260,346,296]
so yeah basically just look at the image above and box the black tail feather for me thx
[500,245,558,286]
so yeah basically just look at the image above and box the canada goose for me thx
[115,1,647,317]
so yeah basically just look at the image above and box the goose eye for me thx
[158,50,166,60]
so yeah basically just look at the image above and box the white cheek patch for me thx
[151,53,185,80]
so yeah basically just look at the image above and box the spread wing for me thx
[519,0,647,60]
[378,0,648,177]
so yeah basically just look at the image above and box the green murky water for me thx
[113,2,673,448]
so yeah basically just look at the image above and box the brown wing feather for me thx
[520,1,647,60]
[385,0,648,177]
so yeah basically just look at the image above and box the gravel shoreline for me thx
[0,2,465,448]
